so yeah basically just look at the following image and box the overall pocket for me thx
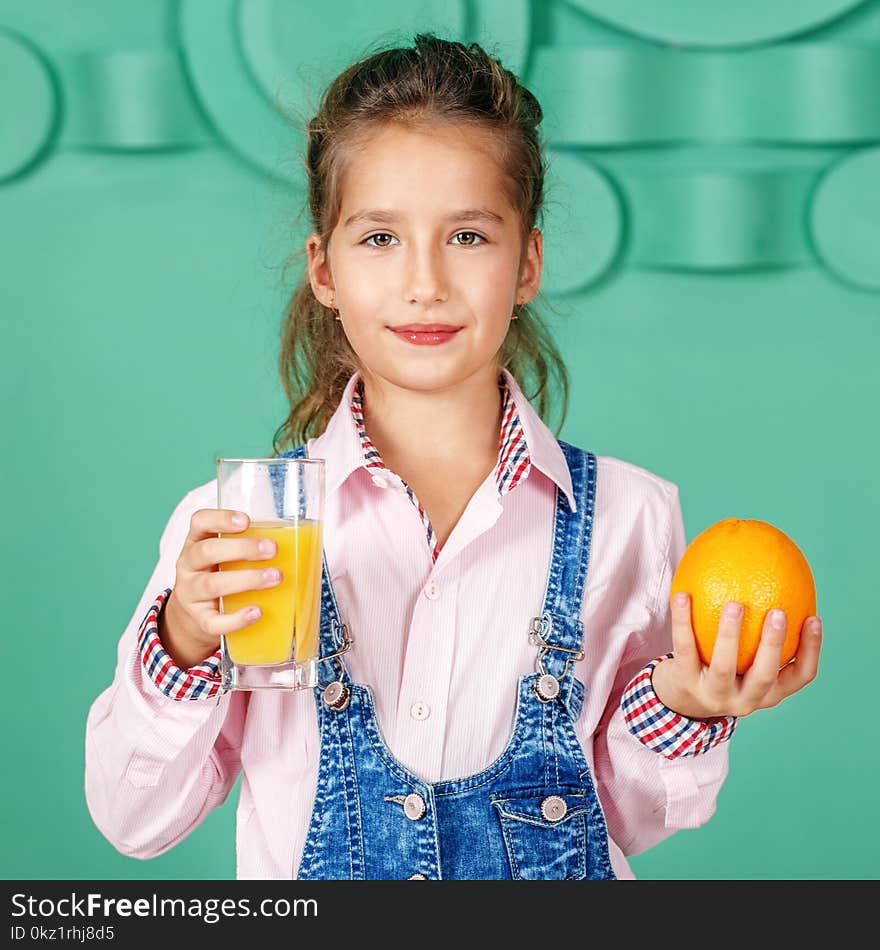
[491,788,589,880]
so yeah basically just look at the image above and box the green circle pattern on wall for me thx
[0,31,56,181]
[810,147,880,291]
[1,1,877,292]
[567,0,868,47]
[541,152,622,293]
[179,0,529,184]
[240,0,459,117]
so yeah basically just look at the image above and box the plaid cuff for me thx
[136,588,222,701]
[622,654,737,759]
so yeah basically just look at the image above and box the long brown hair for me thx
[272,32,569,453]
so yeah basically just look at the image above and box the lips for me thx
[390,324,462,346]
[391,324,462,332]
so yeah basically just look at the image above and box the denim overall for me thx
[276,440,616,880]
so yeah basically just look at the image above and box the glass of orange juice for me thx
[216,457,324,691]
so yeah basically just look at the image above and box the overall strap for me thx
[271,447,308,518]
[530,441,597,719]
[276,447,353,687]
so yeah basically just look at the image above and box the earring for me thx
[329,294,341,321]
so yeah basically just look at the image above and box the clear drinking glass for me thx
[216,457,324,690]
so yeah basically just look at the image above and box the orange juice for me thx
[220,519,322,665]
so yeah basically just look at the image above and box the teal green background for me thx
[2,0,878,880]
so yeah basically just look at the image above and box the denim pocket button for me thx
[403,793,427,820]
[408,873,427,879]
[540,795,568,823]
[492,790,589,880]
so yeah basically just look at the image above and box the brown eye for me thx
[365,233,396,248]
[452,231,485,246]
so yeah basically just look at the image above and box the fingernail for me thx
[673,592,688,607]
[247,607,262,621]
[258,539,276,555]
[724,602,743,619]
[770,609,786,629]
[232,513,247,528]
[808,617,822,634]
[263,568,281,583]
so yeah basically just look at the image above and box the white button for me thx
[371,474,388,488]
[423,580,440,600]
[403,793,427,820]
[540,795,568,823]
[410,700,431,721]
[408,873,427,880]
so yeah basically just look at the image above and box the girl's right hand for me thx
[159,508,282,669]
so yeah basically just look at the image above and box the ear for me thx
[516,227,543,305]
[306,232,335,308]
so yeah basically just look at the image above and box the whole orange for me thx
[670,518,816,675]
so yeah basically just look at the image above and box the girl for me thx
[85,33,822,880]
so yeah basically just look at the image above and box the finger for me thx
[185,535,277,572]
[739,608,787,704]
[767,616,823,705]
[706,601,744,686]
[187,508,250,543]
[669,592,701,667]
[192,566,283,602]
[200,603,264,639]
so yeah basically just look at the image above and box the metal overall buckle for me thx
[529,615,585,703]
[321,619,354,711]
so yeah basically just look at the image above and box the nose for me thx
[403,241,449,307]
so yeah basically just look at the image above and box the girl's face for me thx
[307,122,542,396]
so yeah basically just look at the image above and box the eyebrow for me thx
[343,207,506,228]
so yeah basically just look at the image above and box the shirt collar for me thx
[309,368,576,512]
[499,368,577,513]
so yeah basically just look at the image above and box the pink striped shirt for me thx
[85,368,733,879]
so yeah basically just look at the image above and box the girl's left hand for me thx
[650,595,823,720]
